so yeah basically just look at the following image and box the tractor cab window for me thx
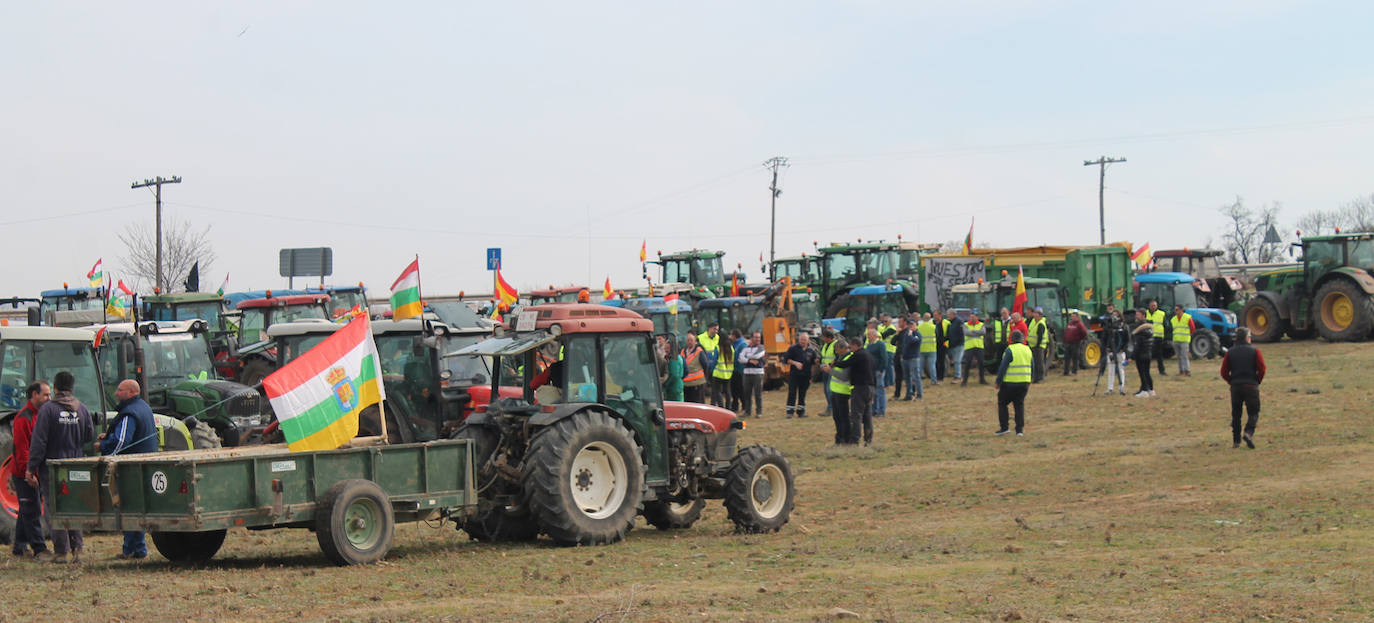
[1306,240,1344,280]
[175,302,221,324]
[663,260,691,284]
[826,254,857,283]
[238,309,266,344]
[279,305,328,323]
[32,340,105,413]
[144,333,215,387]
[693,258,724,285]
[0,341,28,410]
[375,334,437,441]
[599,334,662,421]
[1349,239,1374,270]
[859,250,896,280]
[561,335,599,402]
[1173,283,1199,309]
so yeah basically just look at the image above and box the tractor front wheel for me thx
[1314,279,1374,342]
[523,410,645,546]
[1240,297,1284,342]
[723,445,795,534]
[1190,329,1221,359]
[643,498,706,530]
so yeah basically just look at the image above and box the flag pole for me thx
[368,314,389,445]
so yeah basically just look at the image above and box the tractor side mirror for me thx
[27,307,40,326]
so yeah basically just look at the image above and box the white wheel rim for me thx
[570,441,628,520]
[750,463,788,519]
[667,501,695,515]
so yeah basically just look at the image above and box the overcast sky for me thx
[4,1,1373,298]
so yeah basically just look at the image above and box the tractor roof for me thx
[529,286,588,297]
[87,320,207,336]
[1152,248,1223,258]
[1304,232,1374,242]
[849,284,904,296]
[40,287,102,299]
[697,296,766,308]
[1135,272,1196,285]
[818,242,898,253]
[235,294,331,309]
[141,292,224,304]
[266,318,464,338]
[512,303,652,334]
[0,325,96,342]
[659,249,724,260]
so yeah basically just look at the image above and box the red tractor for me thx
[447,303,795,545]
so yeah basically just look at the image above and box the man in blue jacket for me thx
[100,379,159,559]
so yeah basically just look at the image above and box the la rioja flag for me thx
[390,259,423,321]
[263,315,386,452]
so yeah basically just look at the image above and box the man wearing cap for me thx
[1027,307,1050,383]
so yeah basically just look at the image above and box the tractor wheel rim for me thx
[750,463,787,519]
[0,457,19,518]
[1248,308,1268,330]
[1084,343,1100,365]
[344,497,382,550]
[667,501,696,515]
[571,441,628,520]
[1324,292,1353,329]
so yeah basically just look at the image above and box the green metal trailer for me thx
[47,438,475,565]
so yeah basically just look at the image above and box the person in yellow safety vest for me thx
[917,313,939,385]
[822,338,854,445]
[1027,307,1050,383]
[697,322,724,404]
[710,336,735,408]
[932,310,950,381]
[878,314,900,399]
[1170,304,1195,377]
[817,329,837,418]
[994,330,1033,436]
[988,308,1011,374]
[680,333,708,403]
[962,313,988,385]
[1146,300,1169,376]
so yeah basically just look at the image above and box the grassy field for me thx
[6,340,1372,622]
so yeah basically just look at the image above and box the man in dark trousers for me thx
[994,331,1033,436]
[932,310,949,382]
[838,335,877,445]
[784,332,817,418]
[823,339,854,445]
[10,381,51,560]
[1219,327,1266,449]
[100,379,160,559]
[25,371,94,564]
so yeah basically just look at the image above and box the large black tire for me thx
[238,358,273,389]
[1190,329,1221,360]
[0,426,15,546]
[1285,325,1315,340]
[315,479,394,566]
[1081,336,1103,369]
[189,420,223,450]
[643,498,706,530]
[1314,279,1374,342]
[1240,297,1285,343]
[522,410,645,546]
[452,425,539,542]
[723,445,795,534]
[151,529,227,563]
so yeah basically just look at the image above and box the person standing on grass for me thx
[100,379,159,560]
[917,314,939,385]
[680,333,708,403]
[932,310,950,382]
[1219,327,1266,449]
[659,335,684,401]
[863,327,889,418]
[10,381,51,560]
[1062,313,1088,376]
[962,312,987,385]
[728,329,746,412]
[26,371,93,564]
[817,329,837,418]
[710,337,734,408]
[898,317,924,399]
[993,330,1032,437]
[1146,299,1169,376]
[946,314,966,383]
[1170,304,1195,377]
[1027,307,1050,383]
[737,331,766,417]
[838,335,876,445]
[784,332,817,418]
[824,338,854,444]
[1131,308,1156,397]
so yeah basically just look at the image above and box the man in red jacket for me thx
[1220,327,1266,449]
[10,381,51,559]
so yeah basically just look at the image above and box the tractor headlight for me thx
[230,415,263,428]
[1222,311,1237,325]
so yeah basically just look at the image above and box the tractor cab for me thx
[770,255,821,288]
[38,286,108,327]
[231,293,332,345]
[1135,272,1237,358]
[618,298,697,343]
[528,286,590,306]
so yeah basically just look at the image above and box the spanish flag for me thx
[263,315,386,452]
[495,269,518,307]
[1130,242,1153,270]
[1012,266,1027,316]
[639,240,647,263]
[603,277,614,300]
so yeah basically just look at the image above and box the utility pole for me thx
[130,175,182,292]
[1082,157,1125,245]
[764,156,789,278]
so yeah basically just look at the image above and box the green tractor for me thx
[650,249,730,299]
[949,276,1097,367]
[91,320,265,447]
[815,242,919,324]
[1240,232,1374,342]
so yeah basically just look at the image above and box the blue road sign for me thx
[486,248,501,270]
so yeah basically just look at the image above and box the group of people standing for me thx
[657,323,769,416]
[1096,300,1200,398]
[10,373,160,564]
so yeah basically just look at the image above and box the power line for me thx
[0,202,146,226]
[131,175,182,292]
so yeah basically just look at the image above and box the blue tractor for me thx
[1134,272,1238,359]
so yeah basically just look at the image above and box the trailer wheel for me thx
[151,529,227,563]
[1190,329,1221,359]
[723,445,795,534]
[1,426,16,545]
[316,479,394,565]
[1240,297,1284,342]
[1315,279,1374,342]
[523,409,645,546]
[1081,336,1103,369]
[643,498,706,530]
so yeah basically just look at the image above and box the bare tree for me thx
[1218,196,1283,264]
[118,217,217,293]
[1296,193,1374,234]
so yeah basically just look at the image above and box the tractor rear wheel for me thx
[1190,329,1221,359]
[1,426,16,546]
[723,445,795,534]
[1240,297,1284,342]
[1315,279,1374,342]
[151,529,227,563]
[523,410,644,546]
[1081,336,1103,369]
[453,425,540,542]
[643,498,706,530]
[315,479,394,566]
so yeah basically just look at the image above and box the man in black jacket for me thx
[1219,327,1266,449]
[837,338,876,446]
[26,371,94,564]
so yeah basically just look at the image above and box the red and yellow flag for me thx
[639,240,647,263]
[1012,266,1027,315]
[603,277,613,300]
[1130,242,1153,270]
[730,273,740,297]
[495,269,518,307]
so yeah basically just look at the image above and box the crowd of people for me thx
[654,301,1267,451]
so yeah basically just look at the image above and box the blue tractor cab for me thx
[1134,272,1237,359]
